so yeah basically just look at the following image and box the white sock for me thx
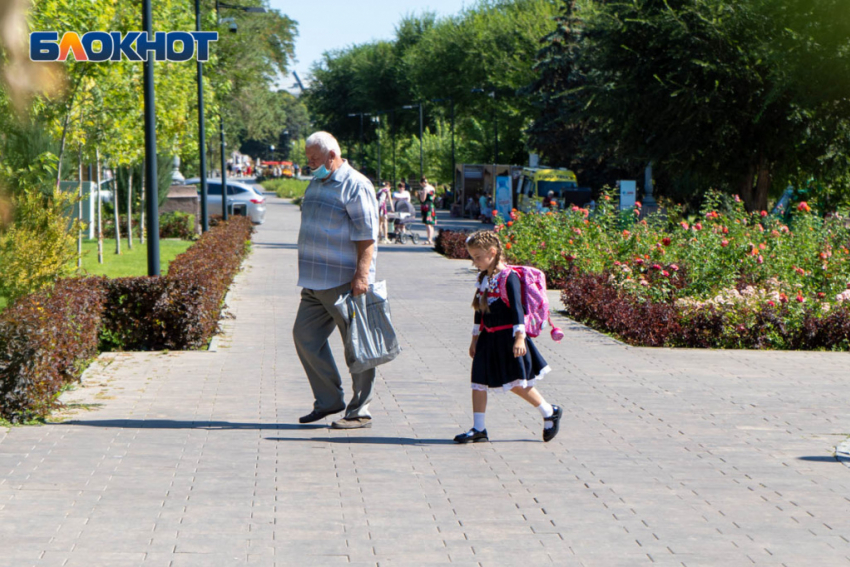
[473,412,486,432]
[537,402,554,429]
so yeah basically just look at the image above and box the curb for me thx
[207,287,234,353]
[836,437,850,469]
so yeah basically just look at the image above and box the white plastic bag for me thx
[334,280,401,373]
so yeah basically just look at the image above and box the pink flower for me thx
[614,260,621,266]
[661,270,670,277]
[539,241,546,249]
[635,201,642,208]
[573,227,582,236]
[510,211,517,220]
[651,263,662,270]
[767,300,776,307]
[680,221,689,230]
[796,294,805,303]
[797,201,811,212]
[722,226,729,234]
[571,205,579,212]
[721,239,729,247]
[818,292,826,298]
[492,209,499,216]
[770,230,780,238]
[760,210,768,217]
[634,258,645,265]
[669,264,679,272]
[757,255,764,264]
[693,222,703,231]
[622,230,631,237]
[734,195,741,202]
[759,243,765,250]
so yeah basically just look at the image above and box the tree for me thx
[538,0,850,210]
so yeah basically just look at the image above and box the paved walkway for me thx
[1,195,849,567]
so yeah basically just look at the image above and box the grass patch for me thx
[73,238,193,278]
[262,177,309,199]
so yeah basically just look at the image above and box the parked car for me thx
[184,178,266,225]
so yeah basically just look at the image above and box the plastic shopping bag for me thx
[334,280,401,374]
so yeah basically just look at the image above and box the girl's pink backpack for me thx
[496,265,564,342]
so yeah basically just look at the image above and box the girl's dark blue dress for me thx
[472,270,550,392]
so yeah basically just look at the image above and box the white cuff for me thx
[513,324,526,337]
[472,325,481,336]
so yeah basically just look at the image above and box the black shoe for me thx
[453,428,489,444]
[543,405,562,442]
[299,405,345,424]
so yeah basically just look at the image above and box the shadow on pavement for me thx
[265,436,537,445]
[797,456,841,463]
[59,419,325,430]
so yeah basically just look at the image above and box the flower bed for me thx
[494,190,850,350]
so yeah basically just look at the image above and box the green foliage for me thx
[305,0,559,180]
[158,212,196,241]
[527,0,850,210]
[262,178,309,199]
[0,188,81,301]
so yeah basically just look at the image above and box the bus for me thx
[515,167,588,212]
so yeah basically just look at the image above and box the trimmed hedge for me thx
[100,216,253,350]
[435,229,472,260]
[561,273,850,350]
[0,217,254,421]
[0,278,107,422]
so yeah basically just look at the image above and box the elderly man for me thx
[293,132,380,429]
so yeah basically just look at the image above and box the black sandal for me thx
[543,405,562,442]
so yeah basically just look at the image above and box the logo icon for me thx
[30,31,219,62]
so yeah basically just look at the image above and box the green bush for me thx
[159,211,196,240]
[0,277,107,422]
[0,188,82,302]
[262,178,309,199]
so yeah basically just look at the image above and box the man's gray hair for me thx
[305,131,341,157]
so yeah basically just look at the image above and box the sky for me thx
[267,0,470,93]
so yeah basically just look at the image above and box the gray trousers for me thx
[293,283,376,418]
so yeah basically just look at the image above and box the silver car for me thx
[184,178,266,225]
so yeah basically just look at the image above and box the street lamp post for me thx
[195,0,209,233]
[372,115,381,183]
[142,0,160,276]
[402,103,423,179]
[214,0,267,221]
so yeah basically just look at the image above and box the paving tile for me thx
[0,197,848,566]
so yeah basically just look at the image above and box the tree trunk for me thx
[127,168,133,250]
[140,167,146,244]
[753,154,771,213]
[77,144,83,272]
[96,148,103,264]
[55,112,70,189]
[112,159,121,255]
[739,159,758,212]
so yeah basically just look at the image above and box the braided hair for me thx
[466,230,503,313]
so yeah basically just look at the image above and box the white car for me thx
[184,178,266,225]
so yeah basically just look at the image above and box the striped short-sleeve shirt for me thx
[297,161,379,290]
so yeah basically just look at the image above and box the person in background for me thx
[376,181,393,244]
